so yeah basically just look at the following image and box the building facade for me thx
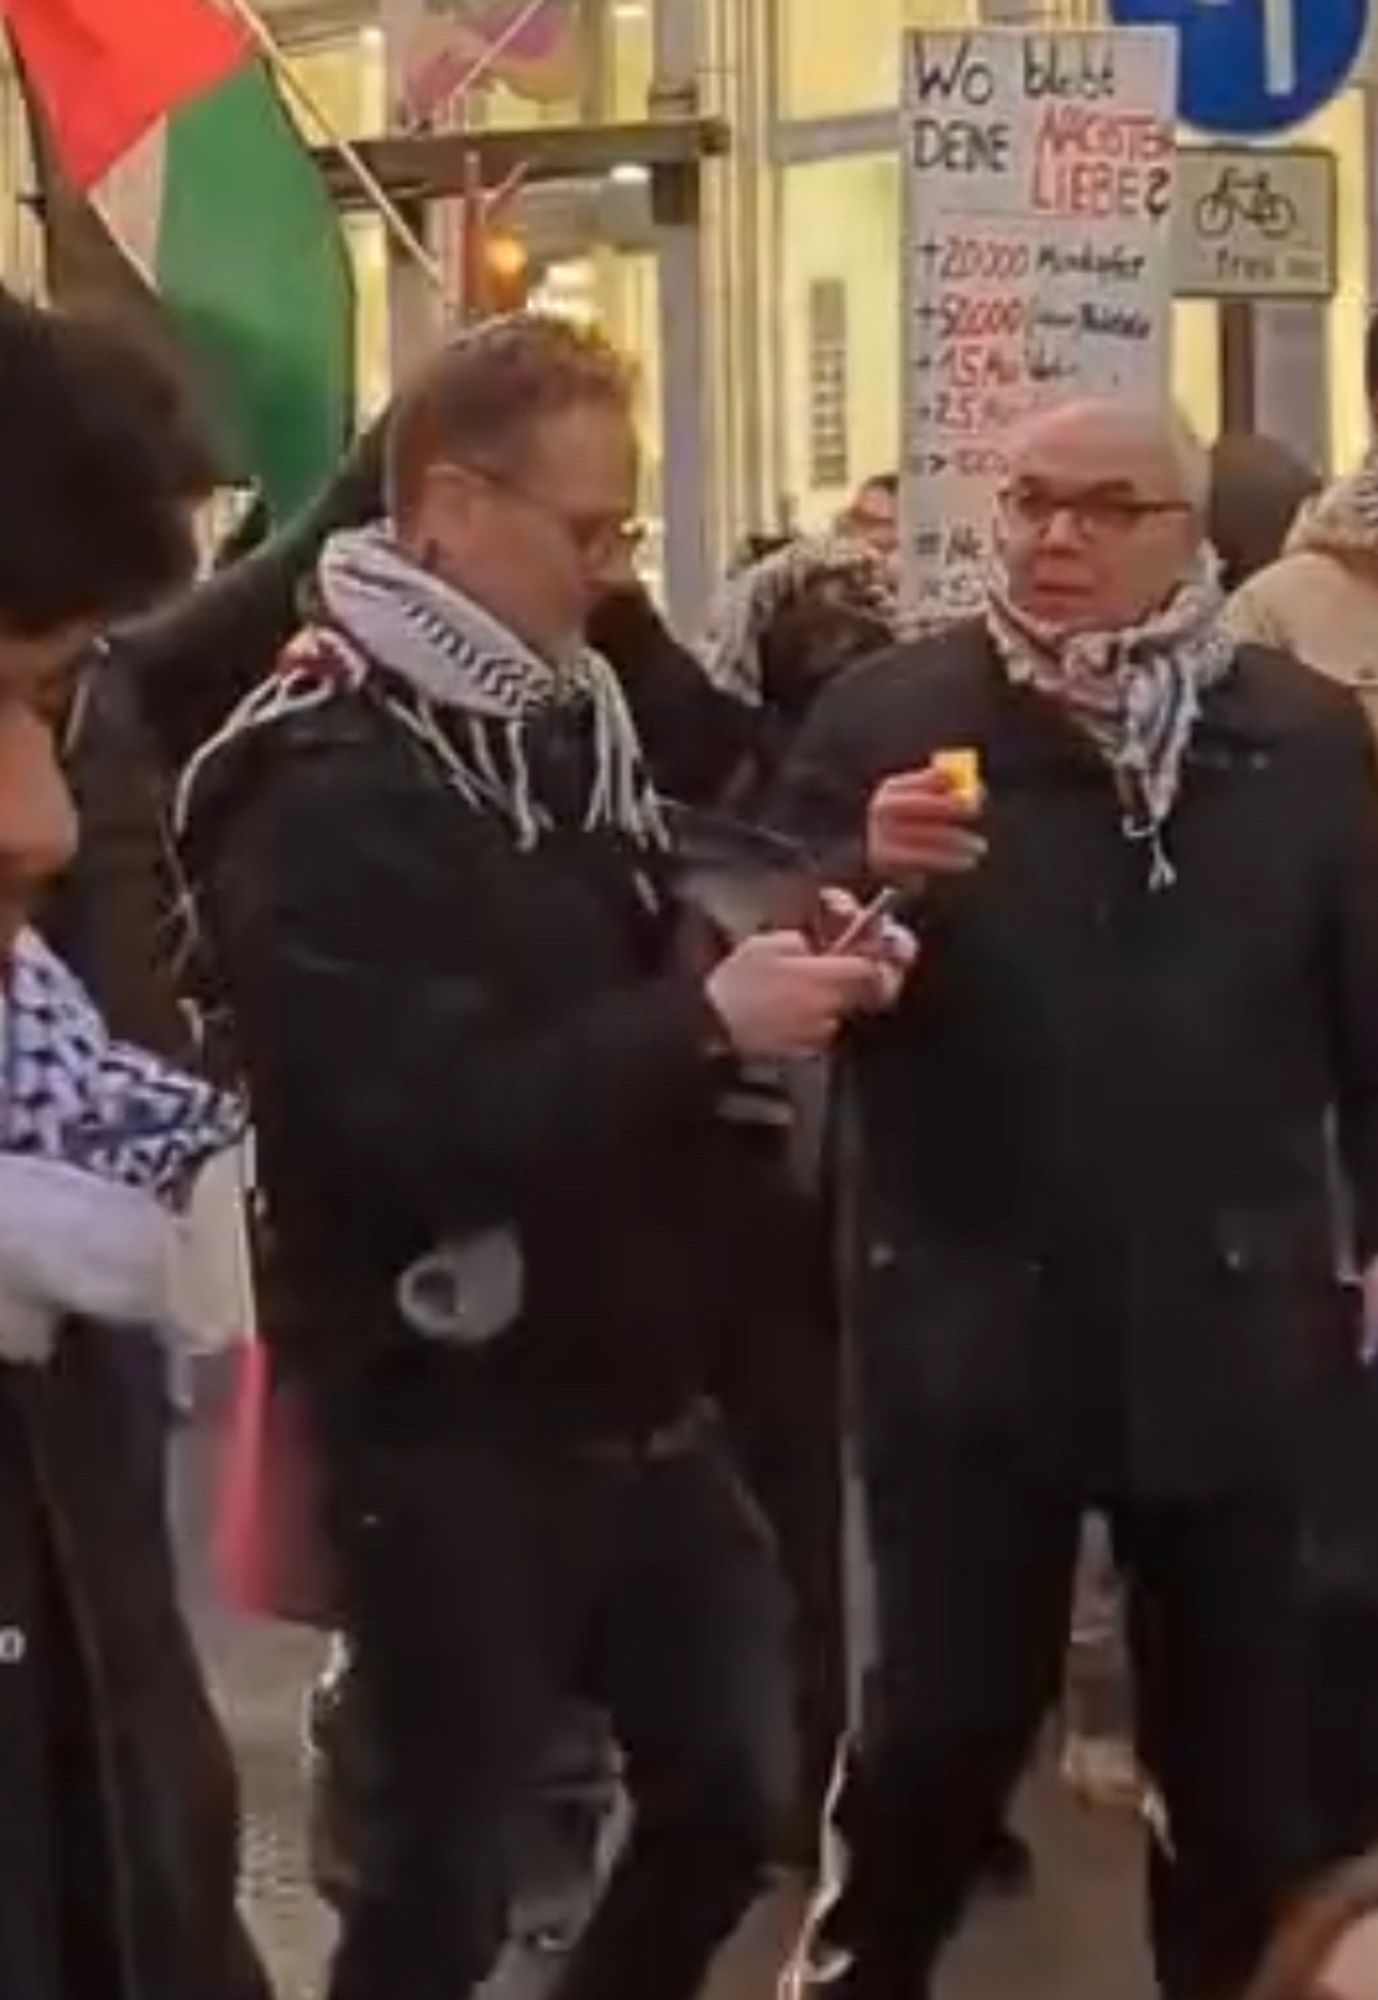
[0,0,1372,623]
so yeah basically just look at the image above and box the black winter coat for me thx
[0,1331,266,2000]
[181,684,781,1445]
[778,622,1378,1499]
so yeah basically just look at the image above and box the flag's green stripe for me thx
[157,63,354,518]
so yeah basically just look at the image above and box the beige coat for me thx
[1226,468,1378,737]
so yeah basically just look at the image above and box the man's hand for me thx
[705,929,907,1060]
[867,764,988,886]
[813,888,918,1012]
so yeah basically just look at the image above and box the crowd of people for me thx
[10,288,1378,2000]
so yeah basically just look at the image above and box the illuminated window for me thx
[1173,301,1222,444]
[779,155,901,527]
[1294,87,1368,471]
[775,0,1111,119]
[280,28,390,419]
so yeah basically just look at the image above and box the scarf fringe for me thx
[181,529,668,855]
[175,663,349,838]
[313,526,667,853]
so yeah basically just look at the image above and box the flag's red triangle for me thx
[2,0,251,189]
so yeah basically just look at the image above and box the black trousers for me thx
[1306,1600,1378,1865]
[0,1457,121,2000]
[321,1412,796,2000]
[0,1373,269,2000]
[815,1433,1319,2000]
[719,1328,846,1842]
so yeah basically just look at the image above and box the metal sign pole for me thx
[1219,298,1258,433]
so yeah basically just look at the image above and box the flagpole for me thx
[217,0,447,295]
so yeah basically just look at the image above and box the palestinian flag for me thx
[3,0,355,520]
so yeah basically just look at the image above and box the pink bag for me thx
[213,1339,338,1627]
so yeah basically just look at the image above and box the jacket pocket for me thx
[1208,1203,1335,1377]
[851,1228,1044,1433]
[1154,1203,1340,1478]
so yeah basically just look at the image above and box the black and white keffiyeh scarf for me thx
[182,525,667,854]
[986,552,1235,890]
[2,928,240,1198]
[0,929,243,1363]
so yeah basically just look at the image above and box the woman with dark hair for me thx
[0,296,268,2000]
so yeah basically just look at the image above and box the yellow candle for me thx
[932,747,982,809]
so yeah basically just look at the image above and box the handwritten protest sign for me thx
[901,28,1177,625]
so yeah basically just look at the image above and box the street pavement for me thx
[175,1383,1153,2000]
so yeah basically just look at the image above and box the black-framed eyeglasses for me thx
[997,482,1193,541]
[442,460,647,565]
